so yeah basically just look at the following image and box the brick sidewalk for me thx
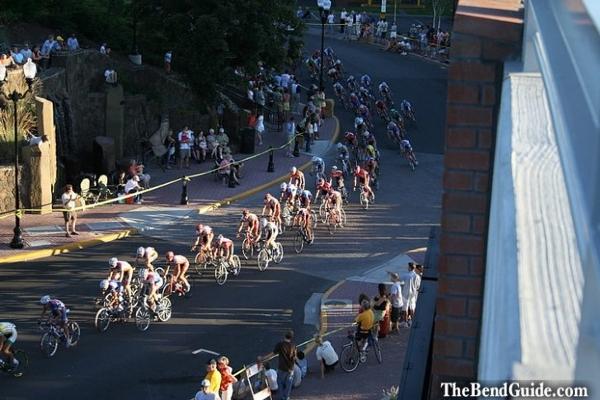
[0,116,338,261]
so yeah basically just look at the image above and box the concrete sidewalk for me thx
[0,115,339,263]
[291,249,426,400]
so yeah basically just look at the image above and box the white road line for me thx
[192,348,220,356]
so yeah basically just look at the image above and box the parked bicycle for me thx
[39,319,81,358]
[340,329,382,372]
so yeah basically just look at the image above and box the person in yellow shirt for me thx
[355,300,375,351]
[204,359,222,395]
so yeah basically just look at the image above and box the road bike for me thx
[324,206,347,234]
[294,223,314,254]
[39,319,81,358]
[213,255,242,286]
[0,348,28,377]
[134,293,172,331]
[401,146,418,171]
[355,184,374,210]
[256,241,284,271]
[281,205,294,233]
[340,329,382,373]
[240,231,259,260]
[94,292,136,333]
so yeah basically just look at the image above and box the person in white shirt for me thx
[401,263,419,327]
[124,175,143,204]
[340,9,347,33]
[315,335,339,378]
[178,126,194,169]
[104,69,117,84]
[100,43,110,55]
[389,272,404,332]
[263,362,278,392]
[67,34,79,50]
[164,50,172,73]
[255,112,265,146]
[327,13,335,33]
[61,184,79,237]
[195,379,220,400]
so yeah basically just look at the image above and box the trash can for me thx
[240,127,256,154]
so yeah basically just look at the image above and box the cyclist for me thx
[360,74,372,89]
[353,166,375,202]
[192,224,214,260]
[333,82,344,99]
[358,104,371,126]
[349,92,361,111]
[387,121,402,142]
[312,156,325,179]
[289,166,305,190]
[344,131,358,149]
[400,139,418,166]
[325,188,343,225]
[259,217,279,254]
[299,189,313,209]
[279,182,290,203]
[40,295,71,347]
[293,207,313,242]
[237,209,260,242]
[165,251,190,295]
[378,81,391,97]
[99,279,125,310]
[346,75,356,91]
[354,116,366,134]
[262,193,282,232]
[334,59,344,75]
[315,178,332,203]
[107,257,134,302]
[327,67,339,81]
[355,300,375,351]
[366,143,377,160]
[136,246,158,269]
[330,166,347,199]
[358,86,372,105]
[141,268,163,312]
[214,234,234,264]
[375,100,388,119]
[0,322,18,369]
[324,47,335,59]
[400,99,414,120]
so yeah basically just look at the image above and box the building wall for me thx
[429,0,523,397]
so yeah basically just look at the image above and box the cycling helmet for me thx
[348,75,355,81]
[260,218,268,228]
[336,143,343,150]
[99,279,110,290]
[387,121,397,130]
[40,295,51,305]
[359,105,367,112]
[312,156,320,163]
[165,251,174,259]
[332,165,338,170]
[355,166,361,174]
[136,246,145,257]
[303,190,311,197]
[108,257,118,268]
[336,59,341,65]
[355,117,364,125]
[217,234,224,241]
[280,182,288,191]
[291,166,297,174]
[390,108,397,114]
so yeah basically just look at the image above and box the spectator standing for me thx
[255,112,265,146]
[327,12,335,33]
[20,43,32,61]
[61,184,79,237]
[178,126,194,169]
[100,43,110,55]
[381,19,388,41]
[67,34,79,50]
[204,359,222,395]
[373,283,391,338]
[268,330,297,400]
[340,9,347,33]
[390,23,398,41]
[345,14,353,40]
[217,356,237,400]
[292,350,307,388]
[32,46,42,65]
[56,36,65,50]
[195,379,221,400]
[164,50,172,73]
[314,335,339,378]
[263,362,278,394]
[40,35,57,68]
[282,88,291,121]
[389,272,403,333]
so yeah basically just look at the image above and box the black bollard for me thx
[267,146,275,172]
[293,139,300,157]
[228,168,236,188]
[180,176,190,205]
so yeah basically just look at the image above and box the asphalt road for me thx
[0,33,445,400]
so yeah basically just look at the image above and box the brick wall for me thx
[429,0,523,397]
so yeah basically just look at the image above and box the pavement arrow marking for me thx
[192,348,220,356]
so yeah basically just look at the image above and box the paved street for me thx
[0,30,446,399]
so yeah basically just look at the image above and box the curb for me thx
[198,114,341,215]
[0,228,138,264]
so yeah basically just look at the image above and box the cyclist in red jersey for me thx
[237,209,260,241]
[315,178,332,203]
[262,193,282,231]
[353,166,375,201]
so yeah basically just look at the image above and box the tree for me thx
[430,0,453,31]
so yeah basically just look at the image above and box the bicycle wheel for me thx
[373,339,382,364]
[340,343,360,372]
[294,231,304,254]
[327,214,336,235]
[310,211,318,229]
[68,321,81,346]
[360,191,369,210]
[11,349,28,377]
[231,255,241,276]
[319,202,327,223]
[340,208,347,227]
[135,307,151,332]
[40,333,58,358]
[241,238,253,260]
[257,249,270,271]
[157,297,172,322]
[214,262,228,285]
[94,308,111,333]
[161,274,173,297]
[273,243,284,264]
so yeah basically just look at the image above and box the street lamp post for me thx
[317,0,332,92]
[0,59,38,249]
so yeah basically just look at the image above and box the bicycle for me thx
[213,255,242,286]
[192,247,213,277]
[240,231,259,260]
[256,240,284,271]
[401,147,418,171]
[134,292,172,331]
[39,319,81,358]
[94,292,135,333]
[0,348,28,377]
[294,222,314,254]
[340,329,382,373]
[355,184,374,210]
[161,265,192,298]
